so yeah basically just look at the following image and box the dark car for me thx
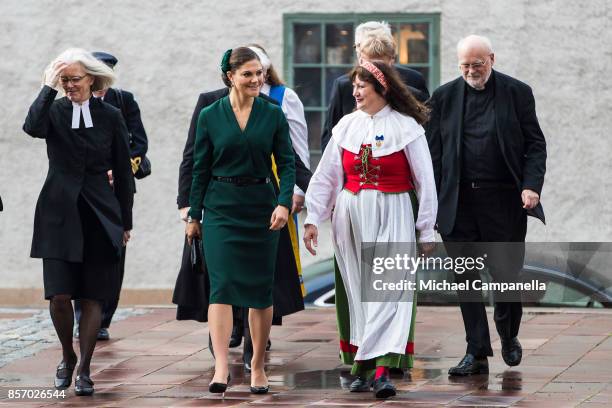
[303,243,612,308]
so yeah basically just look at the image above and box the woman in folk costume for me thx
[303,61,437,399]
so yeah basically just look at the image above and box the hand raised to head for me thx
[44,60,68,89]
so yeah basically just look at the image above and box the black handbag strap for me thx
[113,88,133,146]
[114,88,127,120]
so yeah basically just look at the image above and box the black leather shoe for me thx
[448,354,489,376]
[97,328,110,341]
[372,376,396,399]
[54,360,76,390]
[349,376,371,392]
[501,337,522,366]
[209,374,231,394]
[74,375,94,396]
[229,324,243,348]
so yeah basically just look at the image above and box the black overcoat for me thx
[23,86,134,261]
[173,88,306,322]
[103,88,149,158]
[320,64,430,152]
[426,70,547,235]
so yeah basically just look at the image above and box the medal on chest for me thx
[375,134,384,148]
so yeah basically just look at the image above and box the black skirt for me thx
[42,196,120,301]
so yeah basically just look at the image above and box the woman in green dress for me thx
[185,47,295,395]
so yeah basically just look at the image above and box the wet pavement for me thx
[0,306,610,407]
[0,308,147,370]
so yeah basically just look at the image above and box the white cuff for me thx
[303,214,319,228]
[418,229,436,244]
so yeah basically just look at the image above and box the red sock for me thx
[374,366,389,379]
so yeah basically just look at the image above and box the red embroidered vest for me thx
[343,144,414,194]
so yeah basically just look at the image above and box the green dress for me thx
[188,96,295,309]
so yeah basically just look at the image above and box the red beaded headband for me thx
[361,61,388,91]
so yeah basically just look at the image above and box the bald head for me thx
[457,35,494,55]
[457,35,495,90]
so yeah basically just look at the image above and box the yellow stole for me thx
[271,155,306,297]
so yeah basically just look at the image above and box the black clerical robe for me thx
[23,86,134,261]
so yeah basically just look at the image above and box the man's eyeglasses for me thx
[458,59,488,71]
[60,75,87,85]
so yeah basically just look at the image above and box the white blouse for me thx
[304,105,438,243]
[261,83,310,196]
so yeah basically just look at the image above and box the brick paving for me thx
[0,308,147,369]
[0,306,610,407]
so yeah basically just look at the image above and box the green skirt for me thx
[203,180,279,309]
[335,260,417,377]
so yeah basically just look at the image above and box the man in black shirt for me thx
[461,74,514,183]
[427,35,547,376]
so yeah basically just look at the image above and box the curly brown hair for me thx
[350,62,429,125]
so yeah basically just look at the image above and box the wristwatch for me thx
[187,216,199,224]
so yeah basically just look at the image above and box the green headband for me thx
[221,49,232,73]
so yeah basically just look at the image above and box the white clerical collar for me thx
[261,83,271,96]
[71,99,93,129]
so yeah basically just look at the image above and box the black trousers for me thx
[442,185,527,358]
[75,245,126,328]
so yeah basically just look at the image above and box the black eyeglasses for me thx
[60,75,87,85]
[458,56,491,71]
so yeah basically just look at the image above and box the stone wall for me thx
[0,0,610,288]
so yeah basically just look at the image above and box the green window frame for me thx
[283,13,440,160]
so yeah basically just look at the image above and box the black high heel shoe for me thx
[54,360,76,390]
[250,369,269,394]
[209,373,231,394]
[249,384,269,394]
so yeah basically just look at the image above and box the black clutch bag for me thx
[116,89,151,180]
[134,155,151,179]
[190,238,205,275]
